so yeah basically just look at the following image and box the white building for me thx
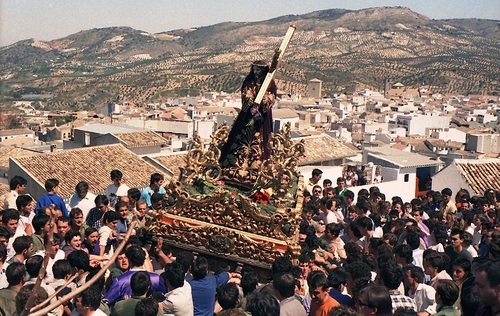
[477,113,496,124]
[362,121,389,134]
[0,128,35,142]
[466,133,500,154]
[127,119,193,138]
[306,78,322,98]
[394,114,451,136]
[427,127,467,144]
[272,108,300,132]
[363,146,444,200]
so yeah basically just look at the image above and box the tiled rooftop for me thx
[114,131,167,148]
[454,159,500,195]
[11,144,163,198]
[296,134,357,165]
[366,146,444,168]
[391,143,408,151]
[425,139,463,149]
[74,124,142,134]
[152,152,188,180]
[0,147,41,168]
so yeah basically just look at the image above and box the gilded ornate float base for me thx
[146,122,305,270]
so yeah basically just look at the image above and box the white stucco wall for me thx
[298,166,344,185]
[431,163,474,195]
[298,165,417,202]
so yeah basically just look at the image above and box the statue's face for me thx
[252,65,265,78]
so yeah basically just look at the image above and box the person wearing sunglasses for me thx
[312,185,323,199]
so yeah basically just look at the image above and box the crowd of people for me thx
[0,167,500,316]
[297,168,500,316]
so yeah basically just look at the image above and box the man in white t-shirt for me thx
[162,262,194,316]
[105,170,130,208]
[16,195,35,236]
[69,181,96,220]
[3,176,27,210]
[320,198,339,225]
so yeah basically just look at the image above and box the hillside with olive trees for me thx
[0,6,498,110]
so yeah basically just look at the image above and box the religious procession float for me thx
[145,26,304,275]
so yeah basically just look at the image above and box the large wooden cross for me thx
[254,25,296,104]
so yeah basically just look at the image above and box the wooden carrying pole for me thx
[28,219,138,316]
[254,25,296,104]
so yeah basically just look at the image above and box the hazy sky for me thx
[1,0,499,47]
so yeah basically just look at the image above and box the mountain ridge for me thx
[0,6,499,110]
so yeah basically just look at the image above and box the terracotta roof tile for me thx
[152,152,188,180]
[296,135,357,165]
[454,159,500,195]
[411,142,434,154]
[425,139,464,149]
[11,144,163,198]
[391,143,408,151]
[397,137,429,145]
[113,131,167,148]
[0,147,41,169]
[344,143,360,152]
[172,112,188,120]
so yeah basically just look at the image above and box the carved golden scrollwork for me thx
[179,123,230,185]
[149,121,305,268]
[220,132,264,189]
[255,122,305,198]
[147,213,289,265]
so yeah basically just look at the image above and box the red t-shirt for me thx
[310,296,340,316]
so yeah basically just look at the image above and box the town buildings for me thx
[1,85,500,202]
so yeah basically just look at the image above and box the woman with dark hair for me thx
[356,284,392,316]
[98,211,119,256]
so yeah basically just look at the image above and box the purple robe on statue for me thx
[220,61,277,169]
